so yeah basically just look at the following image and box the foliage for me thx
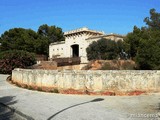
[124,26,142,59]
[37,24,64,55]
[144,8,160,30]
[124,8,160,69]
[0,50,36,74]
[0,24,65,56]
[37,24,65,43]
[0,28,38,52]
[86,38,124,60]
[135,29,160,69]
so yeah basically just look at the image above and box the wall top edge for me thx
[13,68,160,73]
[64,27,105,36]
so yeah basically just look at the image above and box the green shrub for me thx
[0,50,36,74]
[86,39,125,61]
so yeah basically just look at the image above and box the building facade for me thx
[49,27,124,63]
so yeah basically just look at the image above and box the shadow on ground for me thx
[0,96,17,105]
[0,96,17,120]
[47,98,104,120]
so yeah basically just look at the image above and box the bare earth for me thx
[0,74,160,120]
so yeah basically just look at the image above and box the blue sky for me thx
[0,0,160,35]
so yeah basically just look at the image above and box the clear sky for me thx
[0,0,160,35]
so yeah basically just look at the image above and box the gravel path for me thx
[0,74,160,120]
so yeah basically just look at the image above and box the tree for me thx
[34,36,49,55]
[37,24,65,55]
[136,9,160,69]
[0,25,65,56]
[86,38,124,60]
[124,26,142,59]
[125,8,160,69]
[144,8,160,30]
[0,28,38,53]
[37,24,65,43]
[136,29,160,69]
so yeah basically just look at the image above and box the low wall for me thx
[12,69,160,95]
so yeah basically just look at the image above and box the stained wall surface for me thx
[12,69,160,93]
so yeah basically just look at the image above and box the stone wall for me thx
[12,69,160,95]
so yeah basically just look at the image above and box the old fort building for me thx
[49,27,124,63]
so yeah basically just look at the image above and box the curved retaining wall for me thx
[12,68,160,95]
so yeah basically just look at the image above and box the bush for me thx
[0,50,36,74]
[86,39,124,60]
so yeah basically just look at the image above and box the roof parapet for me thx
[64,27,105,36]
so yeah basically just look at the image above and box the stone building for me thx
[49,27,124,63]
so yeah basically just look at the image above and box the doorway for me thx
[71,44,79,57]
